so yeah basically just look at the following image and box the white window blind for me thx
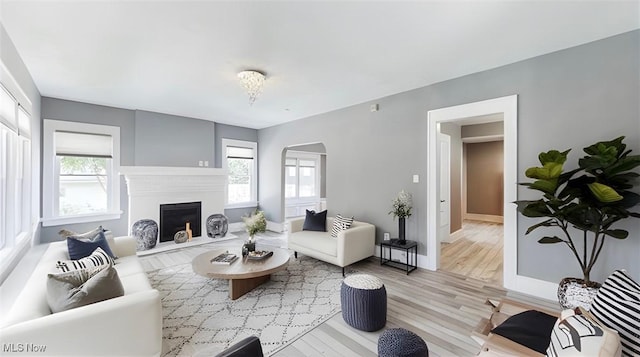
[54,131,113,158]
[227,146,254,159]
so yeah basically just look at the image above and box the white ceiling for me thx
[1,1,638,129]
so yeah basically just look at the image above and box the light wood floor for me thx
[441,220,504,287]
[273,257,560,357]
[140,231,556,357]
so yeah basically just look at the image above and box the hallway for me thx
[440,220,503,286]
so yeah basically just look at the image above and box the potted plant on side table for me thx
[242,209,267,254]
[389,190,413,244]
[516,136,640,309]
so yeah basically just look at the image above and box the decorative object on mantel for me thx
[515,136,640,309]
[242,209,267,253]
[185,222,192,241]
[206,214,228,238]
[132,219,158,251]
[174,230,188,244]
[237,70,266,105]
[389,190,413,244]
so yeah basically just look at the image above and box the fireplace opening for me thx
[159,202,201,242]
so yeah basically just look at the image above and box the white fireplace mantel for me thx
[120,166,228,236]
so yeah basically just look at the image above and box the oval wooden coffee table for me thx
[192,248,290,300]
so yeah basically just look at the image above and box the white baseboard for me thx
[465,213,504,223]
[507,274,558,302]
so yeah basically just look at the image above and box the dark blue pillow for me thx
[302,210,327,232]
[67,231,116,260]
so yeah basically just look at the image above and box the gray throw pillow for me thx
[47,262,124,313]
[58,226,104,239]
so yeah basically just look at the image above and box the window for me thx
[221,139,257,207]
[284,151,323,218]
[0,84,31,254]
[285,155,320,200]
[43,120,121,226]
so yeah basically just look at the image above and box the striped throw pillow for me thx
[589,270,640,356]
[56,247,114,273]
[330,214,354,238]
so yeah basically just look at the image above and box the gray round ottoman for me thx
[341,274,386,331]
[378,328,429,357]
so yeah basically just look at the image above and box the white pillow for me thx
[546,309,621,357]
[56,247,113,273]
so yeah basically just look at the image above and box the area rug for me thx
[147,255,344,356]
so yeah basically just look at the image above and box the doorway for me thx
[282,143,327,219]
[440,126,505,286]
[426,95,518,290]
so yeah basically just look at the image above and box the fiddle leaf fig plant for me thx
[516,136,640,283]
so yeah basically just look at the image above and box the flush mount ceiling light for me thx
[237,70,266,105]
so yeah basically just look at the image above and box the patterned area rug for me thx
[147,255,344,356]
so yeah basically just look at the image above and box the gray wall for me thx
[288,143,327,153]
[439,123,462,233]
[40,98,136,241]
[134,110,214,167]
[258,30,640,284]
[214,123,259,223]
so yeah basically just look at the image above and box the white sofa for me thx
[288,216,376,275]
[0,236,162,356]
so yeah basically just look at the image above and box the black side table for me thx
[380,239,418,275]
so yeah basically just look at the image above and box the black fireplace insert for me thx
[159,201,201,242]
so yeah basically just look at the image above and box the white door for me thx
[438,133,451,243]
